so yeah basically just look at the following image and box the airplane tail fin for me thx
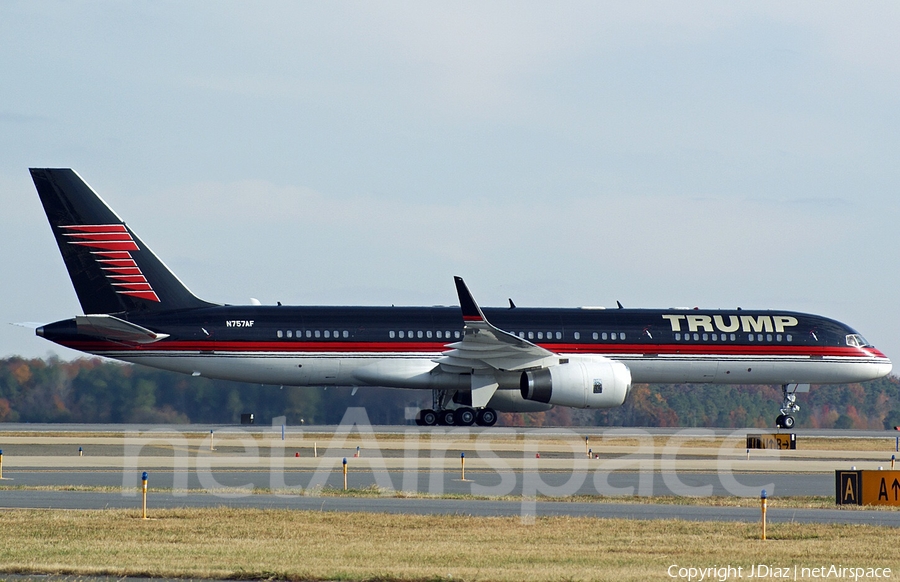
[30,168,214,315]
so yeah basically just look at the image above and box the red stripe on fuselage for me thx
[47,338,890,360]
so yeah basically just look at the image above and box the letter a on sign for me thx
[836,471,861,505]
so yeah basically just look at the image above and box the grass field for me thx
[0,507,897,582]
[5,482,900,511]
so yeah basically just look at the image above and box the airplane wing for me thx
[436,277,558,408]
[437,277,556,373]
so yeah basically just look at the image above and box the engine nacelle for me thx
[520,357,632,409]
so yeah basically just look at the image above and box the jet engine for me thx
[520,356,632,409]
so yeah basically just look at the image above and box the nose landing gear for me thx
[775,383,808,429]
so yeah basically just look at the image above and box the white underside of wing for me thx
[435,320,556,373]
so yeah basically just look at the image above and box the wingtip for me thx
[453,276,483,321]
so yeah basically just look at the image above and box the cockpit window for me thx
[845,334,870,348]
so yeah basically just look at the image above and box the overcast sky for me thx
[2,2,899,366]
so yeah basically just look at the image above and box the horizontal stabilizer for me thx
[74,314,169,344]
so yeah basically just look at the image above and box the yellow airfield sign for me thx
[746,433,796,450]
[835,470,900,506]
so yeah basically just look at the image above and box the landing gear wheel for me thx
[476,408,498,427]
[776,383,801,429]
[419,409,437,427]
[454,407,476,426]
[437,409,456,426]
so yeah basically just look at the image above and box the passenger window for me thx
[787,334,792,342]
[417,331,423,339]
[776,334,782,342]
[766,334,773,342]
[454,331,461,339]
[343,331,349,338]
[702,333,708,341]
[711,333,718,341]
[592,332,599,340]
[426,330,432,339]
[729,334,735,341]
[574,332,580,340]
[602,333,608,340]
[537,332,544,339]
[675,333,681,340]
[324,330,330,338]
[528,332,534,339]
[692,333,699,341]
[277,330,283,338]
[748,334,754,342]
[390,331,396,338]
[556,332,562,340]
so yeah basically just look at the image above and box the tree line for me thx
[0,356,897,428]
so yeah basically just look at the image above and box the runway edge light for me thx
[141,471,148,519]
[760,489,767,541]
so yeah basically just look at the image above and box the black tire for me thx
[438,409,456,426]
[775,414,785,428]
[454,407,476,426]
[420,409,437,426]
[476,408,498,427]
[782,415,795,429]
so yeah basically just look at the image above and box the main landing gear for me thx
[415,406,498,427]
[775,383,804,429]
[414,389,499,427]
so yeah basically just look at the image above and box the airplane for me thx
[27,168,892,429]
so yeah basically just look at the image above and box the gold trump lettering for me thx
[662,314,798,334]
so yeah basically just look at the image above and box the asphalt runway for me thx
[2,423,899,526]
[4,422,900,438]
[1,468,835,497]
[2,489,900,527]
